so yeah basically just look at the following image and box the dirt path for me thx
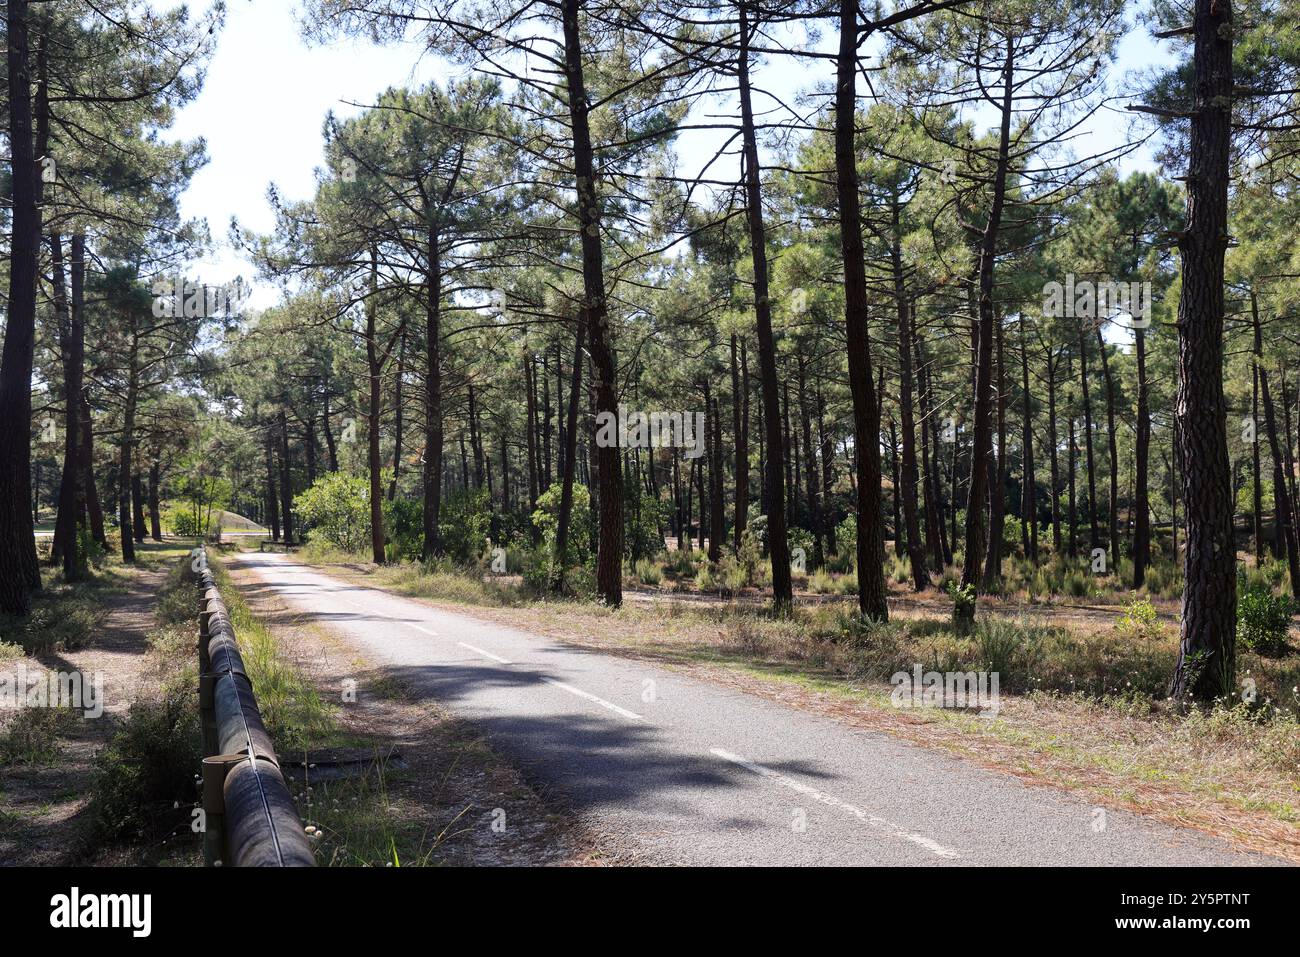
[226,558,603,866]
[0,566,174,866]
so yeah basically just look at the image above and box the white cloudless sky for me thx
[164,0,1173,311]
[164,0,455,306]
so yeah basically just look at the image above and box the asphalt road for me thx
[235,551,1286,866]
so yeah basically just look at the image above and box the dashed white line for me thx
[542,678,644,721]
[457,641,512,664]
[709,747,960,859]
[257,556,644,723]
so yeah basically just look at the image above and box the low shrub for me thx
[634,558,663,587]
[1238,585,1294,657]
[89,684,200,841]
[1,705,78,765]
[947,580,976,625]
[1115,596,1163,644]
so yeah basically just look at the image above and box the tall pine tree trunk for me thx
[148,460,163,540]
[118,346,138,564]
[960,41,1014,597]
[0,0,43,611]
[388,326,406,500]
[365,250,385,564]
[563,0,622,605]
[1078,327,1101,552]
[893,261,927,589]
[51,231,85,577]
[132,473,147,542]
[264,426,280,542]
[1170,0,1237,702]
[1134,324,1152,588]
[1096,327,1121,571]
[551,316,586,591]
[834,0,887,618]
[322,393,339,472]
[421,228,444,559]
[1020,319,1038,563]
[81,390,106,548]
[1046,348,1062,554]
[731,335,749,552]
[983,313,1008,590]
[278,410,295,545]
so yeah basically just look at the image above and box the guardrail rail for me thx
[192,546,315,867]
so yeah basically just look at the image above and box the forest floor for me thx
[280,549,1300,863]
[0,541,197,866]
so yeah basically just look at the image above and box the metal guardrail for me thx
[192,546,315,867]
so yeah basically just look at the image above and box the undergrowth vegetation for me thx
[288,538,1297,721]
[88,556,200,848]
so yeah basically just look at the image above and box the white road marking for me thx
[709,747,960,859]
[256,556,645,722]
[542,678,644,722]
[457,641,512,664]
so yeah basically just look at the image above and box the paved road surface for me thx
[235,552,1286,866]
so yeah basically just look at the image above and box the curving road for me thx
[234,551,1287,867]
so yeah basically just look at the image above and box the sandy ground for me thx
[0,565,196,866]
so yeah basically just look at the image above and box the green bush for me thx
[89,684,200,841]
[171,510,200,538]
[294,473,372,553]
[634,557,663,586]
[1063,567,1091,598]
[519,545,595,599]
[532,482,593,564]
[825,549,854,574]
[1001,517,1024,550]
[1259,558,1288,591]
[976,618,1037,680]
[0,582,101,654]
[1,706,78,765]
[1115,596,1162,643]
[624,481,668,562]
[1143,560,1180,599]
[384,497,424,563]
[662,548,697,579]
[788,526,814,570]
[809,568,837,594]
[718,555,748,595]
[834,516,856,558]
[440,486,492,565]
[947,580,976,624]
[736,529,764,587]
[1237,584,1294,657]
[1026,565,1052,601]
[154,561,197,627]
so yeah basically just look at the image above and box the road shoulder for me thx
[225,553,605,866]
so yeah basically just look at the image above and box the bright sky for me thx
[166,0,1172,312]
[166,0,455,307]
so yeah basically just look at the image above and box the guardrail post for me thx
[200,754,241,866]
[198,673,218,757]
